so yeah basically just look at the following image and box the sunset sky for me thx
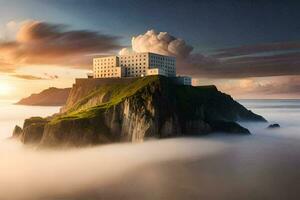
[0,0,300,100]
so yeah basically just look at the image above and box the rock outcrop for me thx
[12,125,23,138]
[16,87,71,106]
[267,123,280,129]
[14,76,267,147]
[21,117,49,144]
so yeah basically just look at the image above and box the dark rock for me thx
[12,125,23,138]
[23,117,48,128]
[40,117,112,147]
[210,120,250,134]
[267,123,280,129]
[21,117,49,144]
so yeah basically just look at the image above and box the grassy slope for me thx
[50,76,161,124]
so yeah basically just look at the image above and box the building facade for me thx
[93,56,125,78]
[93,52,176,78]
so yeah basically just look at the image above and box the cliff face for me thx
[16,87,71,106]
[15,76,266,147]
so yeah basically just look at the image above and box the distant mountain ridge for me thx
[16,87,71,106]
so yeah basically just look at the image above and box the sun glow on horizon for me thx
[0,82,13,96]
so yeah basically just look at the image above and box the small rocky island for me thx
[16,87,71,106]
[12,76,266,147]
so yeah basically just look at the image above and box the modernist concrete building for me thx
[93,56,125,78]
[93,52,176,78]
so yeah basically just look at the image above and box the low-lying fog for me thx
[0,100,300,200]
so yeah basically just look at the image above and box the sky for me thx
[0,0,300,100]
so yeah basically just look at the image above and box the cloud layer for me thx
[0,20,122,73]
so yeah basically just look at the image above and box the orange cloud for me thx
[0,20,122,73]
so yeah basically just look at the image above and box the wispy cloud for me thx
[11,74,45,80]
[213,41,300,58]
[11,73,59,80]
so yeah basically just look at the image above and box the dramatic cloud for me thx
[120,30,193,58]
[119,30,300,79]
[0,20,122,73]
[2,24,300,85]
[118,30,210,77]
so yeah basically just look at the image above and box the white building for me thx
[93,52,176,78]
[93,56,125,78]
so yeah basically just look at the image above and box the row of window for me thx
[94,66,119,70]
[120,59,146,63]
[94,66,174,72]
[94,62,174,68]
[94,71,119,74]
[126,66,146,70]
[121,63,146,67]
[94,68,174,75]
[94,64,115,68]
[127,70,146,74]
[149,56,175,62]
[94,57,117,62]
[94,62,116,66]
[94,54,174,63]
[150,61,174,66]
[96,73,120,77]
[121,54,147,59]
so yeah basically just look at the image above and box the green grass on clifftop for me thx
[51,76,162,124]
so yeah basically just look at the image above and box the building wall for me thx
[120,52,149,77]
[93,52,176,78]
[148,53,176,77]
[93,56,123,78]
[146,68,168,76]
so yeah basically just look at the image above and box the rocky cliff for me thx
[14,76,266,147]
[16,87,71,106]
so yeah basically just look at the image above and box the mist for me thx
[0,138,227,200]
[0,100,300,200]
